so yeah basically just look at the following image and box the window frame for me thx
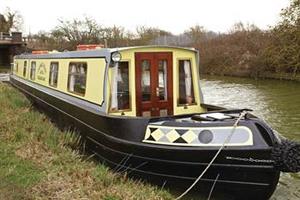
[30,61,36,80]
[177,58,197,106]
[23,61,27,77]
[49,62,59,88]
[109,60,132,113]
[67,62,88,96]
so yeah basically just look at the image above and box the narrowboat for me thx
[10,46,300,199]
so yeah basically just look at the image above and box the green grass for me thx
[0,83,174,200]
[0,142,43,200]
[0,143,42,187]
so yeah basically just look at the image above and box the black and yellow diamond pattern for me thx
[144,126,198,144]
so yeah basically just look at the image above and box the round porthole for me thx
[198,130,214,144]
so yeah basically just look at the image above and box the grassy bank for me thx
[0,83,173,200]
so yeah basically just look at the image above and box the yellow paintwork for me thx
[13,58,106,105]
[108,47,206,116]
[13,46,206,117]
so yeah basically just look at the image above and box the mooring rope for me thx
[175,111,248,200]
[207,173,220,200]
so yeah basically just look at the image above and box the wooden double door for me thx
[135,52,173,117]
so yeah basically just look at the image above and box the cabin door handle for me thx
[156,87,160,97]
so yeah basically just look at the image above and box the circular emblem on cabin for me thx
[198,130,213,144]
[38,63,47,75]
[37,63,47,81]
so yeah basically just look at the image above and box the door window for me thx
[141,60,151,101]
[158,60,168,101]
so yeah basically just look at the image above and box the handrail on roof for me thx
[15,45,198,60]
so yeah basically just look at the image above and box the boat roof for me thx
[110,45,197,53]
[15,45,198,60]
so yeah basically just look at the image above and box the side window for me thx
[49,62,59,87]
[30,61,36,80]
[110,61,130,111]
[178,60,195,105]
[23,61,27,77]
[68,62,87,96]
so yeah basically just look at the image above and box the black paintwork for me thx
[10,76,281,200]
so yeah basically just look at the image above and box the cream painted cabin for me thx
[13,46,206,117]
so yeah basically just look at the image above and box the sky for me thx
[1,0,291,35]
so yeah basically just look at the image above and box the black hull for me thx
[10,76,280,199]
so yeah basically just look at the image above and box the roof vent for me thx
[77,44,104,51]
[32,50,49,55]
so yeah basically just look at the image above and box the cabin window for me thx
[68,62,87,96]
[178,60,195,105]
[49,62,59,87]
[23,61,27,77]
[110,61,130,111]
[30,62,36,80]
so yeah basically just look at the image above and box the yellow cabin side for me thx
[13,58,106,105]
[13,46,206,117]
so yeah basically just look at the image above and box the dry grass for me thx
[0,83,174,200]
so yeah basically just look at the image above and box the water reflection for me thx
[200,76,300,200]
[201,76,300,140]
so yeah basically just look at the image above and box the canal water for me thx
[200,75,300,200]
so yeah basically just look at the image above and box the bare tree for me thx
[51,17,102,49]
[0,8,23,32]
[184,25,206,46]
[135,26,172,45]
